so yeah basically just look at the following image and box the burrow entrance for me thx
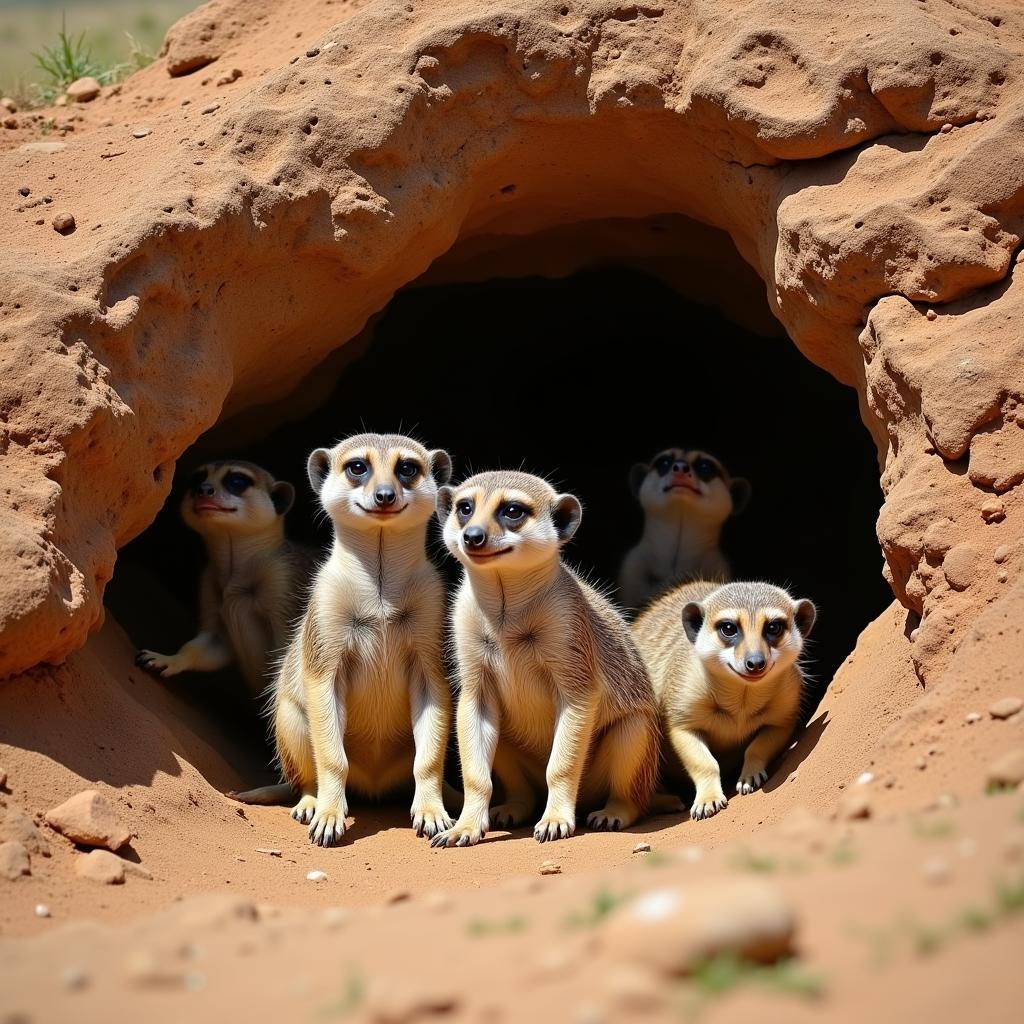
[107,261,891,762]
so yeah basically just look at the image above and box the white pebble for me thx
[632,842,651,854]
[966,712,982,724]
[35,903,51,918]
[856,772,874,786]
[306,870,328,883]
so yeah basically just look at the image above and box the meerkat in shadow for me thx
[136,460,307,699]
[633,579,815,821]
[233,433,454,847]
[430,470,659,848]
[619,448,751,610]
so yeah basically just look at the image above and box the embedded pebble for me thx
[981,498,1006,523]
[131,127,152,138]
[926,308,937,320]
[539,860,562,875]
[993,545,1011,564]
[632,842,651,854]
[966,712,983,724]
[940,121,953,132]
[35,903,51,918]
[306,870,328,882]
[216,69,243,86]
[45,789,130,850]
[943,543,980,590]
[201,104,220,115]
[75,849,126,885]
[990,697,1023,720]
[0,840,31,880]
[986,749,1024,790]
[306,47,320,57]
[52,212,75,234]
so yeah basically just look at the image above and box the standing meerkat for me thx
[136,460,305,698]
[431,470,659,848]
[633,580,815,821]
[235,433,454,847]
[619,448,751,610]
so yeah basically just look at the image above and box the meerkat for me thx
[430,470,659,848]
[135,460,306,699]
[233,433,454,846]
[618,448,751,610]
[633,580,815,821]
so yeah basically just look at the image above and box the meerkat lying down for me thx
[431,470,659,847]
[234,433,454,847]
[136,460,307,698]
[619,448,751,611]
[632,579,815,821]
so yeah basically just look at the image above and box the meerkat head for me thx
[681,581,816,684]
[630,448,751,526]
[180,461,295,537]
[437,470,582,573]
[307,432,452,532]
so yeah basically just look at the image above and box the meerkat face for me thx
[630,448,751,525]
[437,470,582,573]
[682,582,816,684]
[180,461,295,536]
[307,432,452,532]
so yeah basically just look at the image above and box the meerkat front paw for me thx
[587,800,640,832]
[135,649,185,678]
[308,805,346,847]
[690,788,728,821]
[736,769,768,796]
[411,800,453,839]
[291,795,318,825]
[430,816,488,848]
[488,801,534,830]
[533,812,576,843]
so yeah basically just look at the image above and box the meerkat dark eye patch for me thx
[764,619,787,643]
[694,457,720,482]
[716,620,740,644]
[455,499,474,522]
[344,459,370,481]
[499,502,531,528]
[222,471,254,495]
[396,458,421,482]
[188,468,208,493]
[654,454,674,476]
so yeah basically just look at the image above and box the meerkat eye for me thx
[694,457,720,482]
[765,620,786,639]
[717,621,739,640]
[502,503,527,522]
[654,455,673,476]
[396,459,420,482]
[345,459,369,481]
[222,471,253,495]
[456,500,474,521]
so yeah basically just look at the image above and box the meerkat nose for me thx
[374,485,397,507]
[744,652,766,674]
[464,526,487,549]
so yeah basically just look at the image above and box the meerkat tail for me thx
[647,792,687,815]
[227,783,296,806]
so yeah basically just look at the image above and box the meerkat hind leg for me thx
[227,783,295,806]
[488,740,537,830]
[273,694,320,826]
[585,714,655,831]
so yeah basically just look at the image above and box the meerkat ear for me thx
[794,599,817,638]
[628,463,649,498]
[552,493,582,544]
[436,485,454,523]
[729,478,752,515]
[270,481,295,515]
[429,449,453,485]
[307,448,331,494]
[682,602,704,643]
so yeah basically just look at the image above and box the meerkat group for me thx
[138,435,815,847]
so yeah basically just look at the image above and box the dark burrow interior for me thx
[108,267,892,779]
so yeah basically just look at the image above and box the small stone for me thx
[306,47,320,57]
[131,127,151,138]
[986,749,1024,790]
[915,757,928,771]
[307,870,328,882]
[943,544,980,591]
[966,712,983,724]
[884,776,897,789]
[66,76,101,102]
[990,697,1023,720]
[836,789,872,821]
[45,789,130,850]
[539,860,562,875]
[1,97,16,112]
[923,857,951,884]
[2,115,17,129]
[940,121,953,132]
[52,211,75,234]
[926,308,937,320]
[201,104,220,115]
[856,772,874,786]
[981,498,1006,523]
[385,889,412,904]
[923,519,956,558]
[994,544,1011,564]
[998,569,1009,583]
[632,842,651,854]
[216,68,243,86]
[35,903,51,918]
[255,848,282,857]
[75,849,126,885]
[2,804,50,857]
[0,840,31,880]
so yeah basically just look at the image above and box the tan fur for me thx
[619,448,751,610]
[136,460,308,698]
[431,471,659,847]
[254,433,454,847]
[633,579,815,821]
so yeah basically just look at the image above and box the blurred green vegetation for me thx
[0,0,196,102]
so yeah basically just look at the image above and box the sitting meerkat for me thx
[618,448,751,610]
[633,579,815,821]
[235,433,454,847]
[431,470,659,848]
[136,460,306,698]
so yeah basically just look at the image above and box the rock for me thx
[966,712,983,724]
[3,115,18,129]
[969,419,1024,494]
[163,11,226,76]
[75,849,126,884]
[123,859,153,880]
[255,848,282,857]
[51,212,75,234]
[385,889,411,904]
[306,47,320,57]
[201,104,220,115]
[131,127,152,139]
[855,771,874,785]
[0,97,16,112]
[216,68,243,86]
[990,697,1023,720]
[35,903,50,918]
[539,860,562,875]
[45,789,131,850]
[632,842,651,854]
[943,544,980,591]
[307,870,328,882]
[604,879,796,976]
[1,804,50,857]
[981,498,1006,523]
[0,840,31,880]
[994,545,1011,564]
[925,308,937,320]
[18,141,66,154]
[66,77,101,102]
[835,789,872,821]
[986,749,1024,790]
